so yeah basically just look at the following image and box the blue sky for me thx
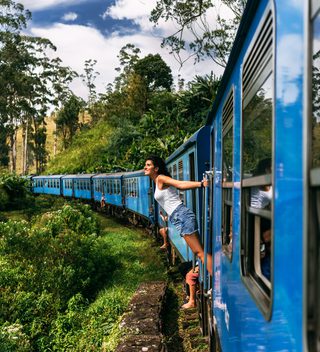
[17,0,223,100]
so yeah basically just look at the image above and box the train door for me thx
[307,1,320,350]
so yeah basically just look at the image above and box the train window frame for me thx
[173,164,177,179]
[221,87,234,261]
[240,5,274,320]
[307,3,320,350]
[178,159,185,204]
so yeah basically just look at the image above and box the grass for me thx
[1,198,209,351]
[65,215,167,351]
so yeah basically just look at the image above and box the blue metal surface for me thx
[32,175,64,196]
[123,170,151,219]
[208,0,305,350]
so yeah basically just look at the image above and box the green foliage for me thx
[55,94,84,150]
[45,119,113,173]
[0,204,166,351]
[134,53,173,92]
[0,204,117,351]
[0,173,31,210]
[150,0,246,67]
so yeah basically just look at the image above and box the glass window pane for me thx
[243,75,273,178]
[312,12,320,168]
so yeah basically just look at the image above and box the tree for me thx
[56,95,84,150]
[133,54,173,92]
[0,0,78,173]
[80,59,100,106]
[150,0,246,68]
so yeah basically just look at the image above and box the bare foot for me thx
[181,302,196,309]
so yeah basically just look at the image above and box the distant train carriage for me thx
[92,173,123,207]
[122,170,155,223]
[61,175,75,198]
[165,125,210,262]
[32,175,63,196]
[72,174,95,200]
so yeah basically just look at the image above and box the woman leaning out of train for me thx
[144,155,212,276]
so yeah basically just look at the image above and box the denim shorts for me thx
[169,204,199,237]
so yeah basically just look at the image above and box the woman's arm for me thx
[158,175,208,190]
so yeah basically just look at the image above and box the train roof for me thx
[122,169,145,178]
[33,175,64,179]
[206,0,259,125]
[61,174,96,179]
[166,125,208,164]
[92,172,124,179]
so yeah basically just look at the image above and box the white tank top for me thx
[154,183,182,216]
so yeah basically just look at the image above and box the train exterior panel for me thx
[123,170,153,221]
[32,175,63,196]
[92,173,123,207]
[205,0,307,350]
[61,175,75,198]
[72,174,95,200]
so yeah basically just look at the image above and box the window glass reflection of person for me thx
[250,158,272,209]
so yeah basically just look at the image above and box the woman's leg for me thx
[159,227,168,248]
[184,233,212,276]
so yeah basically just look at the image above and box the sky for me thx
[16,0,225,101]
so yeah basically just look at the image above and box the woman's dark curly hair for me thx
[145,155,171,176]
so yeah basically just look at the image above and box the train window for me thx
[222,89,234,260]
[178,160,185,203]
[241,8,273,318]
[189,152,197,214]
[308,5,320,350]
[135,179,139,198]
[172,164,177,179]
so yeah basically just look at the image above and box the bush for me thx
[0,173,32,210]
[0,188,9,210]
[0,204,115,351]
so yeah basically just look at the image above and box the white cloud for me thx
[103,0,157,21]
[20,0,225,101]
[62,12,78,21]
[18,0,89,11]
[278,34,303,105]
[30,22,218,100]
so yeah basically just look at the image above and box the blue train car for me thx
[32,175,63,196]
[92,173,123,207]
[73,174,95,200]
[61,175,75,198]
[123,170,154,222]
[203,0,310,350]
[165,126,210,262]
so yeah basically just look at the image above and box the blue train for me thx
[30,0,318,350]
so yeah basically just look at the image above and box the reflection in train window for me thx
[308,5,320,351]
[222,89,234,260]
[241,8,273,319]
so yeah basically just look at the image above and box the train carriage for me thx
[72,174,95,200]
[92,173,123,208]
[61,175,75,198]
[204,0,311,350]
[122,170,155,223]
[32,175,64,196]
